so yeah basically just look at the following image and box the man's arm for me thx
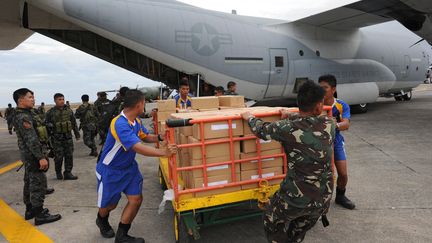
[337,101,351,131]
[74,105,83,119]
[16,115,45,162]
[131,143,177,157]
[241,111,291,142]
[69,109,80,139]
[142,134,160,143]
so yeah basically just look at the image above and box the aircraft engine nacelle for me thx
[337,82,379,105]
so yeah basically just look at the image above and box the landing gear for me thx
[394,91,412,101]
[350,103,368,114]
[402,91,412,101]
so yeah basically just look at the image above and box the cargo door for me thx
[265,48,288,98]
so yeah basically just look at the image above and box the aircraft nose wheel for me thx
[350,103,368,114]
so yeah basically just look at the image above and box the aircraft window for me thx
[275,56,284,67]
[299,50,304,56]
[316,50,320,57]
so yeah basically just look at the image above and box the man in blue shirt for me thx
[319,74,355,210]
[95,89,177,243]
[174,78,192,109]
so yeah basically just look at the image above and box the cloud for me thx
[0,33,160,106]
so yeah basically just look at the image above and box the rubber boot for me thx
[96,213,115,238]
[115,223,145,243]
[335,187,356,210]
[63,172,78,180]
[34,207,61,225]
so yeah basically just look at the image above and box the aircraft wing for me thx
[0,0,33,50]
[279,0,432,43]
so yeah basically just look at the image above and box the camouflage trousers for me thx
[263,192,325,243]
[52,137,74,173]
[23,158,47,208]
[98,126,108,144]
[82,127,97,151]
[7,119,13,132]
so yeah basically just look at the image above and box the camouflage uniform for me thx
[112,97,125,117]
[13,108,49,209]
[5,107,15,133]
[37,105,46,120]
[45,106,80,175]
[247,114,335,243]
[75,103,99,155]
[94,97,114,144]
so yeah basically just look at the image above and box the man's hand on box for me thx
[241,112,254,121]
[280,109,292,119]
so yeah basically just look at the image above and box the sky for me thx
[0,0,356,106]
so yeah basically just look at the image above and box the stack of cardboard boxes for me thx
[240,109,284,189]
[156,99,176,135]
[156,96,287,197]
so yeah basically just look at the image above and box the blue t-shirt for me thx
[174,94,192,108]
[332,99,350,142]
[98,111,149,169]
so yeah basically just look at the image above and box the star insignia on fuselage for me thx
[175,23,233,56]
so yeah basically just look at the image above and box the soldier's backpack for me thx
[99,101,116,128]
[82,105,98,131]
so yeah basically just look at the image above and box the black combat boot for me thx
[34,207,61,225]
[45,188,55,195]
[63,172,78,180]
[335,187,356,210]
[96,213,115,238]
[56,171,63,180]
[25,204,49,220]
[89,149,98,157]
[115,223,145,243]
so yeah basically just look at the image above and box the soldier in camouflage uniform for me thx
[12,88,61,225]
[5,103,15,135]
[36,102,46,120]
[45,93,80,180]
[75,94,99,157]
[112,86,130,117]
[94,92,114,144]
[242,80,335,243]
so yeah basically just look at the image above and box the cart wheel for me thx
[175,213,192,243]
[158,166,168,190]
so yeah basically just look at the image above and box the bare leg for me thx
[120,194,143,224]
[98,204,117,217]
[335,160,348,189]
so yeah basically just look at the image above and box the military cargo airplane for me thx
[1,0,432,112]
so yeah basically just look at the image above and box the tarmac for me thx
[0,85,431,243]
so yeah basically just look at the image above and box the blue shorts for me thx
[96,163,143,208]
[334,137,347,161]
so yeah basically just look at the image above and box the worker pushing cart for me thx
[155,82,334,242]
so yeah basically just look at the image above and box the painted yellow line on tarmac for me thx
[0,161,23,175]
[0,199,53,243]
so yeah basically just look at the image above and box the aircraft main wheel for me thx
[394,95,404,101]
[350,104,368,114]
[402,91,412,101]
